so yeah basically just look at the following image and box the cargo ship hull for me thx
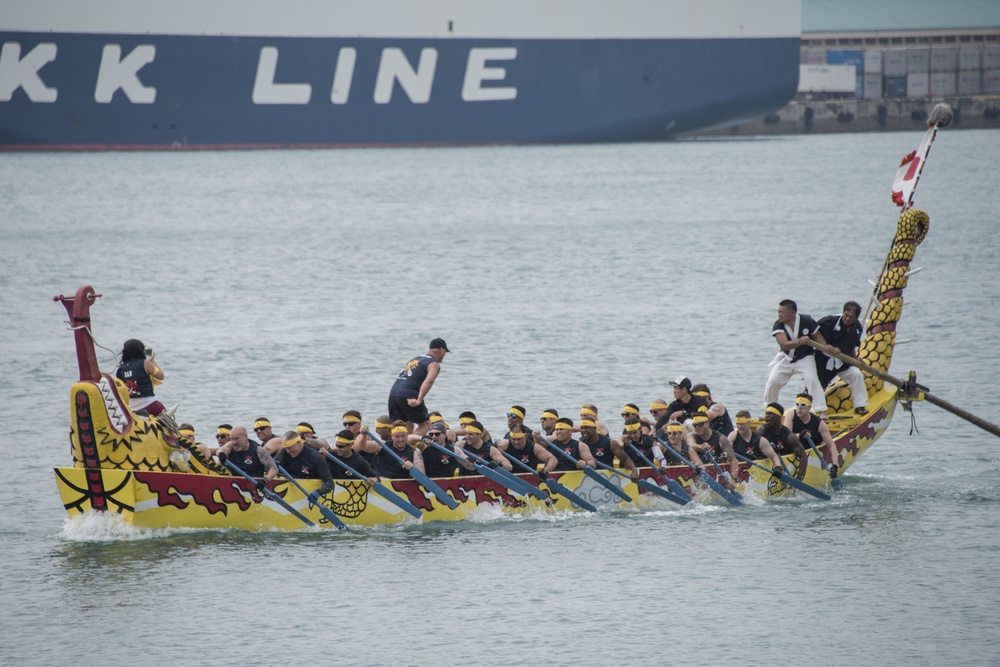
[1,0,801,149]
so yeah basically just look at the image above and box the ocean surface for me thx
[1,129,999,666]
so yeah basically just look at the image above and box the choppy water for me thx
[1,130,999,665]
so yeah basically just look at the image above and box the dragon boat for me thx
[52,130,944,531]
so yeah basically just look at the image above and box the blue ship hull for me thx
[0,2,800,149]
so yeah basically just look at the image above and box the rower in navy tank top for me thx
[757,403,808,479]
[229,440,267,477]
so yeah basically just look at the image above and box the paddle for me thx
[224,460,315,527]
[325,454,423,519]
[426,441,541,500]
[802,435,846,492]
[626,444,692,503]
[731,451,831,501]
[591,459,689,506]
[365,431,459,510]
[536,433,633,503]
[500,450,598,512]
[802,338,1000,440]
[702,449,743,499]
[276,465,349,530]
[654,436,742,507]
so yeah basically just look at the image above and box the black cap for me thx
[430,337,451,352]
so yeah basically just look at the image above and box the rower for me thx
[784,392,842,478]
[215,424,233,449]
[359,420,426,478]
[327,429,379,485]
[649,399,669,429]
[730,409,784,473]
[456,411,494,445]
[547,418,596,471]
[618,417,666,479]
[416,422,461,478]
[499,425,557,478]
[273,430,335,496]
[500,405,534,451]
[579,417,628,476]
[457,420,510,475]
[218,425,278,485]
[297,421,331,456]
[579,404,610,436]
[756,403,808,479]
[660,420,696,469]
[539,409,559,437]
[690,384,734,436]
[341,410,370,452]
[179,423,212,459]
[252,417,283,455]
[689,413,739,479]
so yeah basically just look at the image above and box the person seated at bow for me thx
[115,338,166,416]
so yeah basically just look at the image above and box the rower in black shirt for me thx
[756,403,808,479]
[547,418,596,471]
[730,409,784,473]
[655,376,708,428]
[327,430,379,485]
[418,422,461,478]
[456,420,509,476]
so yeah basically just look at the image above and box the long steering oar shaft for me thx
[224,461,315,527]
[654,436,742,507]
[804,339,1000,439]
[276,465,349,530]
[365,431,459,510]
[500,451,598,512]
[325,454,423,519]
[536,434,633,503]
[731,452,831,501]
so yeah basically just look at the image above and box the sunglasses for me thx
[507,413,521,419]
[254,426,268,432]
[795,403,810,408]
[343,422,358,427]
[430,431,445,436]
[215,434,227,440]
[336,443,352,449]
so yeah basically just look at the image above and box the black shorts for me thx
[388,395,429,424]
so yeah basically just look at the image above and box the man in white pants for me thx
[815,301,869,415]
[764,299,829,415]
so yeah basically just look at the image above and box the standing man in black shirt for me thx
[387,338,450,436]
[815,300,869,415]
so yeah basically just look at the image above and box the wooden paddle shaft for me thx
[805,340,1000,439]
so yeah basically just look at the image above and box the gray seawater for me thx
[1,130,999,666]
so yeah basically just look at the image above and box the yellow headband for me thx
[375,420,391,429]
[625,422,641,433]
[508,407,525,420]
[179,428,195,437]
[554,423,572,431]
[391,425,409,435]
[335,435,354,445]
[697,406,708,413]
[465,425,483,435]
[650,402,668,410]
[795,396,813,407]
[667,424,683,433]
[736,417,751,424]
[429,415,443,423]
[282,435,302,448]
[580,407,597,417]
[541,411,558,420]
[295,424,312,434]
[253,419,270,429]
[622,406,639,416]
[342,414,361,424]
[510,431,527,439]
[692,391,710,398]
[579,419,596,428]
[766,406,783,417]
[692,415,709,425]
[459,417,474,426]
[216,427,232,436]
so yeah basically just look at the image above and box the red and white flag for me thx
[891,124,937,210]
